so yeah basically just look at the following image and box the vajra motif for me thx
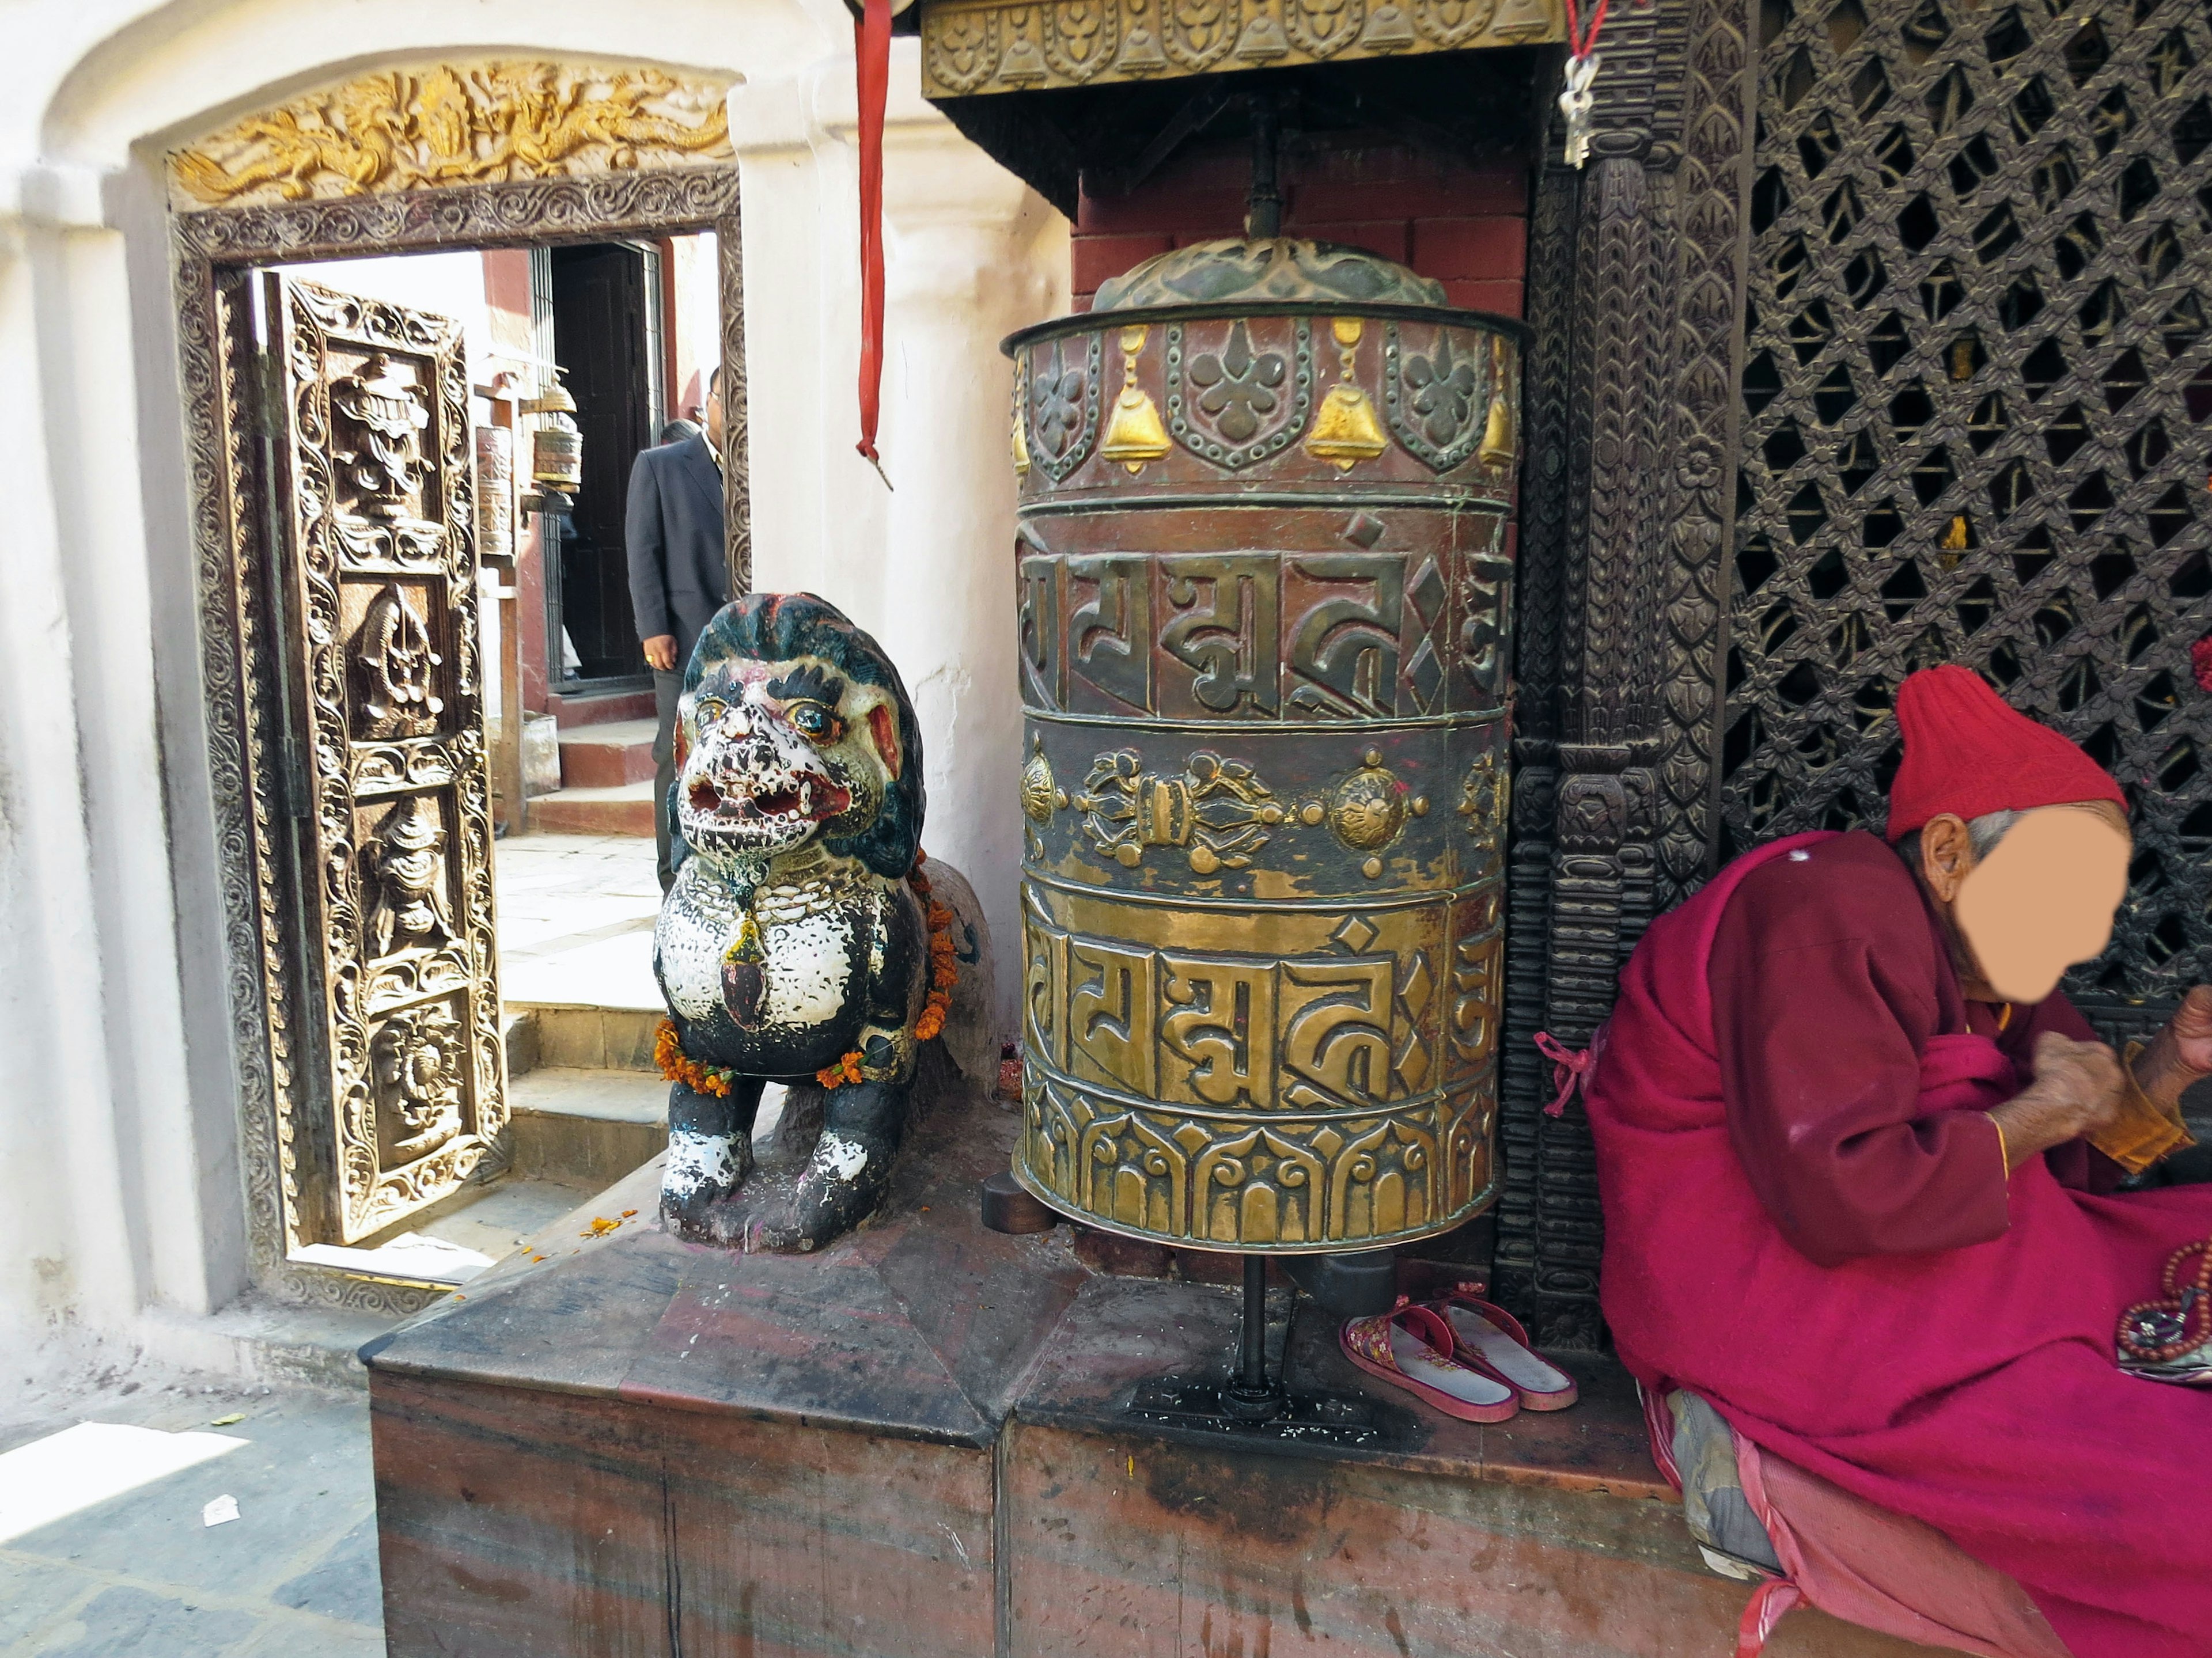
[1077,749,1286,873]
[1457,750,1510,879]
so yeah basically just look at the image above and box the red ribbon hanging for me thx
[1562,0,1609,58]
[854,0,892,470]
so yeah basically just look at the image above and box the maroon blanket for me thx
[1585,831,2212,1657]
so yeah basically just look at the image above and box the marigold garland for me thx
[655,1016,736,1098]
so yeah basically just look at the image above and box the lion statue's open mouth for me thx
[675,688,868,859]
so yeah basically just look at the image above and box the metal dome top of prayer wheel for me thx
[1006,237,1524,1253]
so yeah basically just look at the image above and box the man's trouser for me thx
[653,669,681,891]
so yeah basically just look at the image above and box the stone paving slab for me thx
[0,1379,382,1658]
[495,830,660,1011]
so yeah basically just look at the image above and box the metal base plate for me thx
[1123,1376,1387,1446]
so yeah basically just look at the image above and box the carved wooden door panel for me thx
[262,275,507,1245]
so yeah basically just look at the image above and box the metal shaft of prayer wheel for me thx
[1006,238,1523,1255]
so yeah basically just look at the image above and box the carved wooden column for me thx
[1499,0,1756,1347]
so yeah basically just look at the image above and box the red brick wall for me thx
[1070,135,1531,317]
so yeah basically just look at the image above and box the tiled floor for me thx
[0,1380,381,1658]
[495,830,661,1010]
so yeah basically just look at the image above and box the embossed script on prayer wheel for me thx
[1006,238,1522,1251]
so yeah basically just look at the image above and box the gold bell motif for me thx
[1478,333,1518,467]
[1010,371,1032,476]
[1478,393,1516,468]
[1100,325,1171,473]
[1305,317,1388,469]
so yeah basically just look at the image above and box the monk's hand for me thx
[2131,984,2212,1115]
[1991,1033,2126,1166]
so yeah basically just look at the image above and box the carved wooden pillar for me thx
[1499,0,1756,1348]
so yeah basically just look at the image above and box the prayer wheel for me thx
[1006,238,1522,1251]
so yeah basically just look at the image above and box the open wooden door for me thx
[257,274,509,1248]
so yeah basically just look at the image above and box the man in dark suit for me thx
[626,367,729,890]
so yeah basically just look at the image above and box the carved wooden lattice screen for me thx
[1724,0,2212,1019]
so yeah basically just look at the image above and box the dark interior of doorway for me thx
[548,241,666,691]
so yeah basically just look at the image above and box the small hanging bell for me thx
[1306,320,1387,470]
[1100,325,1171,473]
[1478,393,1517,468]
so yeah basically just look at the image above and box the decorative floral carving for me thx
[1405,336,1478,445]
[1188,320,1287,443]
[922,0,1558,91]
[169,62,732,208]
[1385,323,1492,471]
[371,1004,465,1166]
[1165,317,1315,469]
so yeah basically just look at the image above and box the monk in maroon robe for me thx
[1585,666,2212,1657]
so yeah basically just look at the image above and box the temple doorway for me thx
[226,233,721,1289]
[171,64,748,1314]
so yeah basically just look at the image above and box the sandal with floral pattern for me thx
[1340,1297,1520,1422]
[1431,1284,1578,1411]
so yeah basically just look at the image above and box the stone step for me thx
[507,1066,668,1187]
[528,781,654,837]
[557,718,658,789]
[503,1004,662,1076]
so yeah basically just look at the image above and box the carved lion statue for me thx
[654,591,973,1252]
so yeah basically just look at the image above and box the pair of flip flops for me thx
[1339,1286,1578,1422]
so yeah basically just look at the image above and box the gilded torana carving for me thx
[169,62,733,208]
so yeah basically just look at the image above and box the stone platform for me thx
[362,1087,1949,1657]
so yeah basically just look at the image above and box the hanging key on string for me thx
[1560,0,1610,168]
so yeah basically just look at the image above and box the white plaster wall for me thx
[0,0,1062,1355]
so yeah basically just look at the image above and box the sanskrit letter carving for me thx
[1160,555,1279,716]
[1286,555,1404,718]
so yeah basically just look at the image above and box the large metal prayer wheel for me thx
[1006,238,1522,1252]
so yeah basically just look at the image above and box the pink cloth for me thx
[1586,832,2212,1658]
[1738,1435,2069,1658]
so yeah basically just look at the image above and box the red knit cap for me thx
[1884,665,2125,843]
